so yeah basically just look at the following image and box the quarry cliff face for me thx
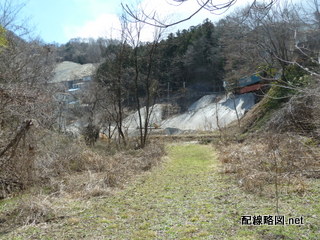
[51,61,96,84]
[124,93,255,134]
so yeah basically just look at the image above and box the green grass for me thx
[1,143,319,239]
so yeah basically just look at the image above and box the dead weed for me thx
[39,141,165,199]
[218,133,319,195]
[1,195,58,230]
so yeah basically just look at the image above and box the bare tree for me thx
[122,0,277,29]
[0,0,57,194]
[122,13,164,148]
[0,0,29,37]
[95,26,131,146]
[94,12,164,148]
[221,0,306,91]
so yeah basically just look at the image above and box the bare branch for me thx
[122,0,278,29]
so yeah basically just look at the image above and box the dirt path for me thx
[3,143,319,239]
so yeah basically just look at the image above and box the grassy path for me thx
[3,143,320,239]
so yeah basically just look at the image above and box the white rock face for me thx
[124,93,255,133]
[188,95,217,111]
[162,93,255,131]
[124,104,164,129]
[51,61,96,83]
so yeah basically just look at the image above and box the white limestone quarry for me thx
[124,93,255,134]
[51,61,96,83]
[161,93,255,131]
[124,104,164,130]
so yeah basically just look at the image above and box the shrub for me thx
[82,123,99,146]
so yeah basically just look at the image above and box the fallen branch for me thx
[0,119,33,159]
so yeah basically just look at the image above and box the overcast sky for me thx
[20,0,261,44]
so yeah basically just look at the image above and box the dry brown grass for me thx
[0,194,59,232]
[266,95,318,137]
[0,138,165,232]
[34,137,165,199]
[0,128,165,200]
[218,82,320,197]
[218,133,320,196]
